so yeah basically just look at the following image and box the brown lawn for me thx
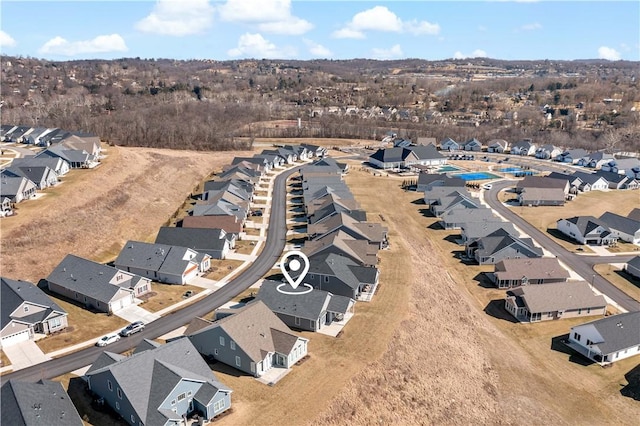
[206,259,246,281]
[594,264,640,304]
[138,283,203,313]
[0,350,10,368]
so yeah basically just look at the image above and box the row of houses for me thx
[557,209,640,246]
[368,141,447,170]
[1,125,102,216]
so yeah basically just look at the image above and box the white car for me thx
[96,333,120,347]
[482,183,493,190]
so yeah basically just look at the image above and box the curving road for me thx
[485,180,640,312]
[4,166,302,382]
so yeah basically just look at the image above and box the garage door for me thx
[1,329,30,348]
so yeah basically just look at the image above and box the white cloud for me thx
[598,46,621,61]
[304,39,332,57]
[520,22,542,31]
[135,0,214,36]
[372,44,404,60]
[38,34,127,56]
[453,49,488,59]
[0,30,17,48]
[219,0,312,35]
[227,33,293,58]
[333,6,439,38]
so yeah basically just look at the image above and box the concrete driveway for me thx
[3,340,51,370]
[113,304,161,324]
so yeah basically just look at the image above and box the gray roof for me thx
[47,254,143,304]
[1,277,67,331]
[155,227,230,252]
[369,147,407,163]
[1,379,83,426]
[461,221,518,241]
[627,256,640,270]
[494,258,570,281]
[114,241,201,276]
[189,300,305,362]
[256,279,332,321]
[516,176,568,191]
[303,230,378,267]
[508,281,606,313]
[599,212,640,235]
[572,311,640,354]
[519,187,566,203]
[417,173,465,189]
[0,176,36,199]
[562,216,612,238]
[439,207,496,226]
[572,171,608,185]
[307,252,378,289]
[86,338,230,426]
[308,212,387,243]
[473,228,543,258]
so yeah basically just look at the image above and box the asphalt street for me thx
[486,180,640,312]
[4,166,302,382]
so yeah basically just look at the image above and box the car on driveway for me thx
[119,321,145,337]
[482,183,493,190]
[96,333,120,347]
[183,290,194,299]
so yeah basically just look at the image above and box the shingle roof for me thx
[516,176,568,191]
[563,216,612,238]
[474,229,543,258]
[86,338,230,426]
[114,241,199,277]
[493,258,570,281]
[509,281,606,313]
[303,230,378,266]
[189,301,305,363]
[409,144,445,160]
[573,311,640,354]
[257,279,332,321]
[308,212,387,243]
[599,212,640,235]
[180,215,243,234]
[1,379,84,426]
[1,277,67,331]
[46,254,142,304]
[155,227,229,252]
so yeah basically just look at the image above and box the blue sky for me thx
[1,1,638,61]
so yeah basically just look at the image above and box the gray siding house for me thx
[256,279,355,332]
[306,253,379,300]
[187,301,308,378]
[155,227,234,260]
[86,338,232,425]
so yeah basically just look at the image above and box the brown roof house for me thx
[505,281,606,323]
[186,301,308,378]
[488,257,571,288]
[518,187,566,206]
[307,212,388,249]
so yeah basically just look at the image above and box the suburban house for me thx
[510,139,536,156]
[438,207,496,230]
[155,227,235,260]
[416,174,466,193]
[186,301,309,378]
[466,228,543,265]
[425,189,481,216]
[36,145,97,169]
[459,221,518,245]
[577,151,615,169]
[300,143,327,158]
[283,145,311,161]
[487,139,509,153]
[546,172,583,193]
[598,212,640,245]
[404,144,447,167]
[505,281,607,323]
[1,379,84,426]
[625,256,640,279]
[571,171,609,192]
[1,277,68,348]
[0,176,37,203]
[11,156,70,177]
[307,212,388,249]
[601,157,640,178]
[566,311,640,365]
[515,176,570,196]
[556,216,617,245]
[46,254,151,314]
[306,252,379,300]
[518,187,566,206]
[256,280,355,332]
[114,241,210,285]
[302,230,379,267]
[85,338,232,425]
[306,192,367,225]
[594,171,636,190]
[556,148,589,164]
[368,147,408,169]
[535,144,562,160]
[217,165,263,185]
[488,258,570,288]
[463,138,483,151]
[1,165,58,190]
[368,145,445,170]
[1,197,12,217]
[180,215,244,235]
[439,137,460,151]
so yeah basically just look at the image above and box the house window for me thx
[131,415,135,423]
[230,341,236,350]
[107,380,113,391]
[235,356,241,367]
[219,336,225,346]
[214,399,225,412]
[50,317,61,328]
[117,388,122,399]
[115,401,120,411]
[23,306,29,312]
[324,276,329,283]
[177,392,186,402]
[214,349,219,355]
[295,317,301,326]
[587,308,591,314]
[573,332,581,341]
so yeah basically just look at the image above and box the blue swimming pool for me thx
[438,165,461,172]
[500,167,537,176]
[453,172,501,181]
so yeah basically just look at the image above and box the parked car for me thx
[120,321,145,337]
[252,210,263,217]
[183,290,194,299]
[482,183,493,190]
[96,333,120,347]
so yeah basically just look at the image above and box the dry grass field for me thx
[139,283,203,313]
[594,264,640,303]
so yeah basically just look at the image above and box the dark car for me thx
[120,321,145,337]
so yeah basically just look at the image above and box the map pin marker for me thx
[280,250,310,290]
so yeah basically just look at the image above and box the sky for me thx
[0,0,638,62]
